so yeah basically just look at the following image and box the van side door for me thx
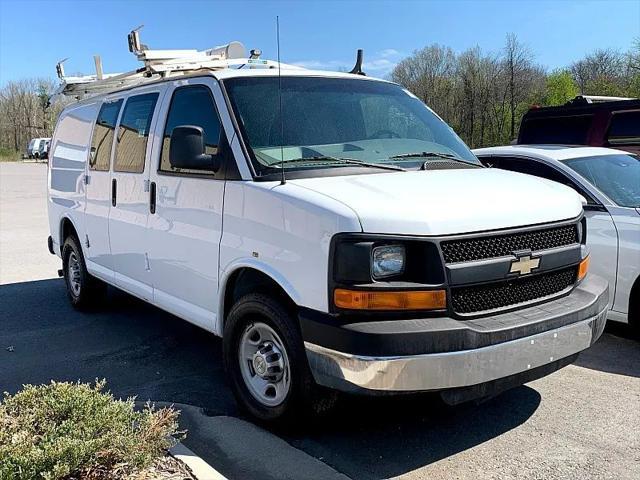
[84,98,123,280]
[146,78,227,330]
[109,89,164,301]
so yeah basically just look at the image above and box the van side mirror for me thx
[169,125,221,172]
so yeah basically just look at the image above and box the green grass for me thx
[0,380,183,480]
[0,148,22,162]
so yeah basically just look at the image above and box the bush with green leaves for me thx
[0,380,182,480]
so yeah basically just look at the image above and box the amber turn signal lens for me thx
[578,256,590,281]
[334,289,447,311]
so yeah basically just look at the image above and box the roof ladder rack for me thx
[52,25,300,101]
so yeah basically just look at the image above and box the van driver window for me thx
[160,86,222,175]
[90,99,123,171]
[114,93,159,173]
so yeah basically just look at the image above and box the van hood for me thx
[289,168,583,236]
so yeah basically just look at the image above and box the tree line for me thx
[390,34,640,148]
[0,78,67,158]
[0,34,638,157]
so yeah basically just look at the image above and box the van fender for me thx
[58,213,85,256]
[217,258,302,335]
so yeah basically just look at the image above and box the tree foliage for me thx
[0,79,68,156]
[391,34,638,148]
[544,70,579,106]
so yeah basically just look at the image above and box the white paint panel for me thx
[289,168,584,236]
[218,180,361,328]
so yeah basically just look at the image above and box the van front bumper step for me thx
[302,274,608,393]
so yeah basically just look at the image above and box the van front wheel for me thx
[62,235,105,309]
[223,294,337,424]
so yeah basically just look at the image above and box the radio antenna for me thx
[277,16,286,185]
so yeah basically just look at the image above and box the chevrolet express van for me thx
[47,62,609,422]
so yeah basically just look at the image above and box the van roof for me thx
[59,67,392,109]
[211,67,389,82]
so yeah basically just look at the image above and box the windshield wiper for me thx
[276,156,406,172]
[389,151,480,167]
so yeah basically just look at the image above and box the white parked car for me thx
[38,139,50,160]
[473,146,639,329]
[27,138,48,159]
[46,38,609,423]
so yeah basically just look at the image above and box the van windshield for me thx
[223,76,479,177]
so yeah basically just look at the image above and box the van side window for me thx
[160,86,221,175]
[90,100,123,171]
[114,93,159,173]
[607,111,640,146]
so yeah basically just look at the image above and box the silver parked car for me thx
[473,145,639,329]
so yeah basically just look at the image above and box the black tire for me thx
[61,235,105,309]
[223,293,337,424]
[629,290,640,338]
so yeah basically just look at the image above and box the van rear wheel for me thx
[223,293,337,424]
[62,235,105,309]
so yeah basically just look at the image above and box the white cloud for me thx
[292,48,404,77]
[290,59,349,70]
[378,48,402,59]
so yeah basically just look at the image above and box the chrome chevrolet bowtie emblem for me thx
[510,255,540,275]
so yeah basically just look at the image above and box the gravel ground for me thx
[1,162,639,480]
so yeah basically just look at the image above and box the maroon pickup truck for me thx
[518,96,640,155]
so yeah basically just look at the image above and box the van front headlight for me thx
[371,245,405,279]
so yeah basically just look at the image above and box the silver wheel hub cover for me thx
[252,342,285,381]
[68,251,82,297]
[238,322,291,407]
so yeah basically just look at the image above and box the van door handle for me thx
[149,181,156,214]
[111,178,117,207]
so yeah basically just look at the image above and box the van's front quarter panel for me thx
[218,180,362,333]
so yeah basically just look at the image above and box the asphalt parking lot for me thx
[1,162,639,479]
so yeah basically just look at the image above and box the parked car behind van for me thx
[27,138,43,158]
[47,58,609,423]
[38,139,50,160]
[27,137,51,159]
[518,96,640,155]
[474,145,639,331]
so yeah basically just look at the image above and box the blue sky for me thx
[1,0,639,85]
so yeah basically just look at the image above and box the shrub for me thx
[0,380,183,480]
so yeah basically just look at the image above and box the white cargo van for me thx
[47,35,609,422]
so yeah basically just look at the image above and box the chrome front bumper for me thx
[304,275,609,393]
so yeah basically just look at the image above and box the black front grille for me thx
[441,224,579,264]
[451,267,577,315]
